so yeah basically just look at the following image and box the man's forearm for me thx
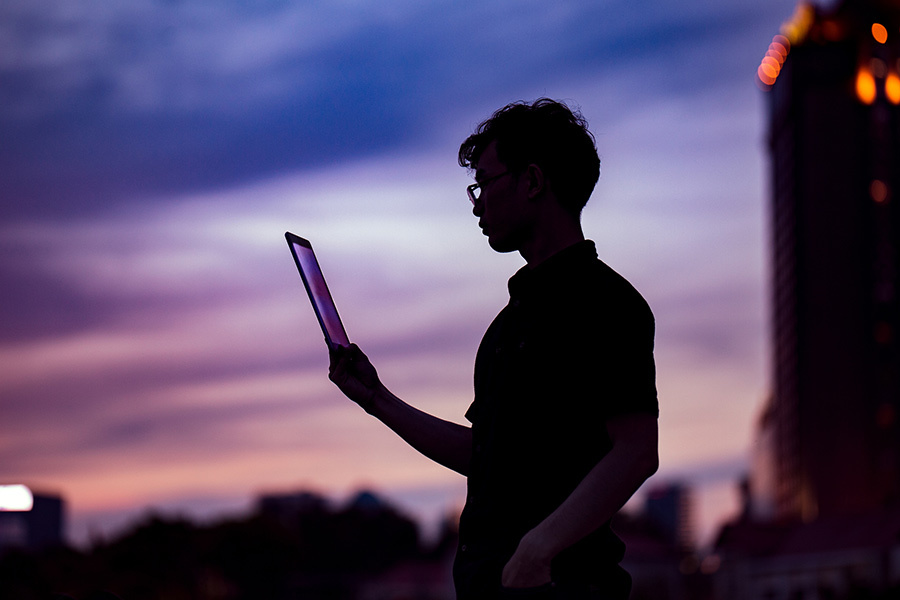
[529,433,658,559]
[368,384,473,476]
[329,344,472,475]
[503,413,658,587]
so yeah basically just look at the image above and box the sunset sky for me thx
[1,0,813,547]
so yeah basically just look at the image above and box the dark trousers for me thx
[492,566,632,600]
[455,553,631,600]
[497,577,632,599]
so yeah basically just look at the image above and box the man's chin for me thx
[487,236,519,254]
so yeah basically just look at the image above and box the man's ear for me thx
[525,163,545,200]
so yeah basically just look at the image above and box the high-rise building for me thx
[757,0,900,522]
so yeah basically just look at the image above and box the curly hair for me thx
[458,98,600,215]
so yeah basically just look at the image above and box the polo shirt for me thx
[453,240,658,599]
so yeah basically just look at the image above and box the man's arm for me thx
[329,344,473,476]
[501,411,659,588]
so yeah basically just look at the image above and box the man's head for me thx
[458,98,600,217]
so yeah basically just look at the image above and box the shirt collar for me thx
[507,240,598,299]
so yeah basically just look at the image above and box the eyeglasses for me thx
[467,171,511,205]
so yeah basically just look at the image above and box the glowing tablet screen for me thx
[285,232,350,349]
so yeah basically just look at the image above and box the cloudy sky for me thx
[1,0,809,547]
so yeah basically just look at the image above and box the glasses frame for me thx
[467,171,511,205]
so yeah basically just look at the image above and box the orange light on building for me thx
[781,2,815,44]
[762,56,782,74]
[872,23,888,44]
[822,20,843,41]
[870,180,889,204]
[773,34,791,53]
[886,72,900,104]
[769,41,788,63]
[759,63,778,87]
[758,34,791,90]
[856,66,877,104]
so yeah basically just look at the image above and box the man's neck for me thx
[519,221,585,268]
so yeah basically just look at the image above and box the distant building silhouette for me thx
[0,488,64,552]
[254,488,453,599]
[755,0,900,523]
[613,484,699,600]
[257,489,329,522]
[644,483,695,552]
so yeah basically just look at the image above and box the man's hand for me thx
[327,343,473,474]
[501,530,553,588]
[328,344,381,411]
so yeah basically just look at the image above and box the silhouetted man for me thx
[329,98,659,599]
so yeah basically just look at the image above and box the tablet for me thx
[285,232,350,349]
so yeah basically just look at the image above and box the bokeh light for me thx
[870,180,889,204]
[856,66,877,104]
[0,485,34,511]
[886,72,900,104]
